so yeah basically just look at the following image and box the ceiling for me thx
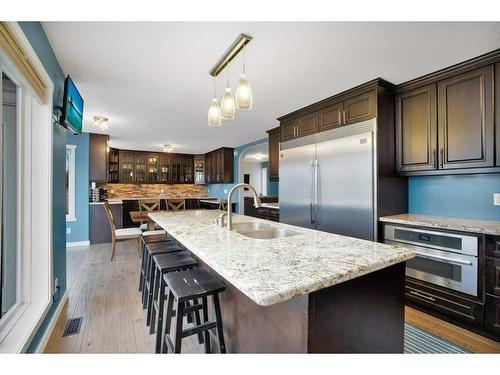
[42,22,500,154]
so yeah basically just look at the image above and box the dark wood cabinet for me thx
[495,63,500,166]
[119,151,135,182]
[89,133,109,182]
[266,127,280,181]
[437,65,494,170]
[280,119,297,142]
[146,154,159,182]
[181,155,194,183]
[486,235,500,258]
[343,90,377,125]
[90,203,122,244]
[297,113,318,137]
[107,148,119,183]
[318,102,342,132]
[204,147,233,184]
[396,84,437,172]
[134,153,147,182]
[159,154,171,183]
[485,258,500,297]
[485,295,500,336]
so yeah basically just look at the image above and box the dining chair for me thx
[139,199,162,230]
[218,199,228,211]
[104,201,143,261]
[166,199,186,211]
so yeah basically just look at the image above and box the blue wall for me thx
[261,161,279,197]
[409,174,500,221]
[18,22,67,353]
[66,133,90,243]
[208,138,280,212]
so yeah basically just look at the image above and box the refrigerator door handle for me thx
[309,161,315,224]
[314,160,319,225]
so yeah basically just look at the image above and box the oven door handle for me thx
[414,250,473,266]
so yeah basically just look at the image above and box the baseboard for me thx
[66,240,90,247]
[35,291,68,353]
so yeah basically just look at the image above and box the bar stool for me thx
[148,252,198,335]
[161,268,226,354]
[139,236,173,293]
[142,241,184,313]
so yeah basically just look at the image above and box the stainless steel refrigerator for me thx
[279,119,377,241]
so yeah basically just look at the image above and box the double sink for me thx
[231,222,299,240]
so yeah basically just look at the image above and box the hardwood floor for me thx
[405,306,500,353]
[44,240,203,353]
[45,241,499,353]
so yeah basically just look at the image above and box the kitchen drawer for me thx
[485,294,500,336]
[485,257,500,297]
[405,278,484,327]
[255,207,269,220]
[486,235,500,258]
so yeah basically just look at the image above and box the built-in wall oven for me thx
[384,225,478,297]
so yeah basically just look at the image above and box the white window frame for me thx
[66,144,77,222]
[0,22,54,353]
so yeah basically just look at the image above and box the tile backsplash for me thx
[105,183,208,199]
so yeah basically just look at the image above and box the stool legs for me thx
[202,296,211,354]
[162,290,175,354]
[213,293,226,353]
[174,301,185,354]
[155,277,167,353]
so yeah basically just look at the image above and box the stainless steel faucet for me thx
[218,183,262,231]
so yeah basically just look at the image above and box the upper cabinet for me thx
[89,133,109,182]
[396,51,500,176]
[266,127,280,181]
[278,85,379,143]
[396,84,437,172]
[107,148,119,183]
[204,147,233,184]
[437,66,494,170]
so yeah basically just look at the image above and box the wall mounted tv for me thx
[61,75,84,134]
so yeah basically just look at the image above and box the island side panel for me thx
[307,262,406,353]
[176,243,310,353]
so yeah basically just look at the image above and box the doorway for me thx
[238,142,268,214]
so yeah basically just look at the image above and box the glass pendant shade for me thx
[208,98,222,127]
[220,87,236,120]
[236,73,252,110]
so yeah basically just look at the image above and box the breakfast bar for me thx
[150,210,415,353]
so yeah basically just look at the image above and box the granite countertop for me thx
[89,200,123,205]
[261,202,279,209]
[108,196,217,201]
[380,214,500,236]
[149,210,414,306]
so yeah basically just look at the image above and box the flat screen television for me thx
[61,75,84,134]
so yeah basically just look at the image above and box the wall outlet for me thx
[494,193,500,206]
[54,277,59,293]
[224,189,228,194]
[110,189,114,194]
[66,227,71,234]
[160,189,164,194]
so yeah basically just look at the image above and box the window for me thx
[66,145,76,222]
[1,73,18,320]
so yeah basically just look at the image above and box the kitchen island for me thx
[149,210,414,353]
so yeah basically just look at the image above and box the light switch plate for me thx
[494,193,500,206]
[224,189,228,194]
[66,227,71,234]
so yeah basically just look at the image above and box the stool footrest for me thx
[183,303,203,315]
[181,321,217,339]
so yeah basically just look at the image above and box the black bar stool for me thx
[148,252,198,336]
[161,268,226,354]
[139,236,173,293]
[142,241,184,314]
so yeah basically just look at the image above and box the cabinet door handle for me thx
[432,149,436,168]
[439,148,444,169]
[342,110,346,125]
[337,111,342,125]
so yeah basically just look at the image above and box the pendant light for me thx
[220,69,236,120]
[208,77,222,127]
[235,47,252,110]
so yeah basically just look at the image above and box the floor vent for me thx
[63,317,82,337]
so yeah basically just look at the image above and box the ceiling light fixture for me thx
[235,47,252,110]
[220,69,235,120]
[208,77,221,127]
[207,33,252,128]
[93,115,109,130]
[163,144,174,153]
